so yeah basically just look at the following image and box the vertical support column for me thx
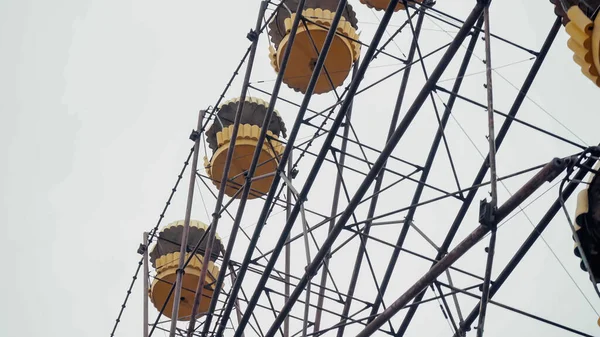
[185,2,269,336]
[143,232,149,337]
[168,108,206,337]
[477,3,496,336]
[483,4,497,207]
[284,152,293,337]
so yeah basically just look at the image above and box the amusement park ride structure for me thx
[110,0,600,336]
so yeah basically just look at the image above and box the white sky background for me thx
[3,0,600,336]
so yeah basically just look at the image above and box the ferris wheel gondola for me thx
[268,0,361,94]
[204,97,287,199]
[148,220,224,320]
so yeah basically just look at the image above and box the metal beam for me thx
[477,3,497,336]
[284,152,293,337]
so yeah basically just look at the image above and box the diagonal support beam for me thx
[477,3,497,336]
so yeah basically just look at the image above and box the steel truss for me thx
[109,1,600,337]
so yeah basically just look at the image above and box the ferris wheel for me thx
[110,1,600,336]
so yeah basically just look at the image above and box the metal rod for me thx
[409,220,440,251]
[293,178,313,337]
[313,59,359,333]
[357,157,570,337]
[485,3,498,209]
[372,220,405,226]
[445,270,465,327]
[477,230,496,336]
[250,171,277,182]
[213,0,345,334]
[433,85,586,150]
[455,155,596,335]
[143,232,149,337]
[438,282,596,337]
[414,2,538,56]
[186,2,268,336]
[226,261,246,337]
[368,12,486,328]
[285,151,293,337]
[394,17,562,336]
[433,283,459,333]
[168,109,206,337]
[477,4,496,336]
[264,3,484,337]
[336,11,427,337]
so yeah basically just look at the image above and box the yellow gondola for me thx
[268,0,361,94]
[204,97,286,199]
[148,220,224,319]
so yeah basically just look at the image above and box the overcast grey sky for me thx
[2,1,600,336]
